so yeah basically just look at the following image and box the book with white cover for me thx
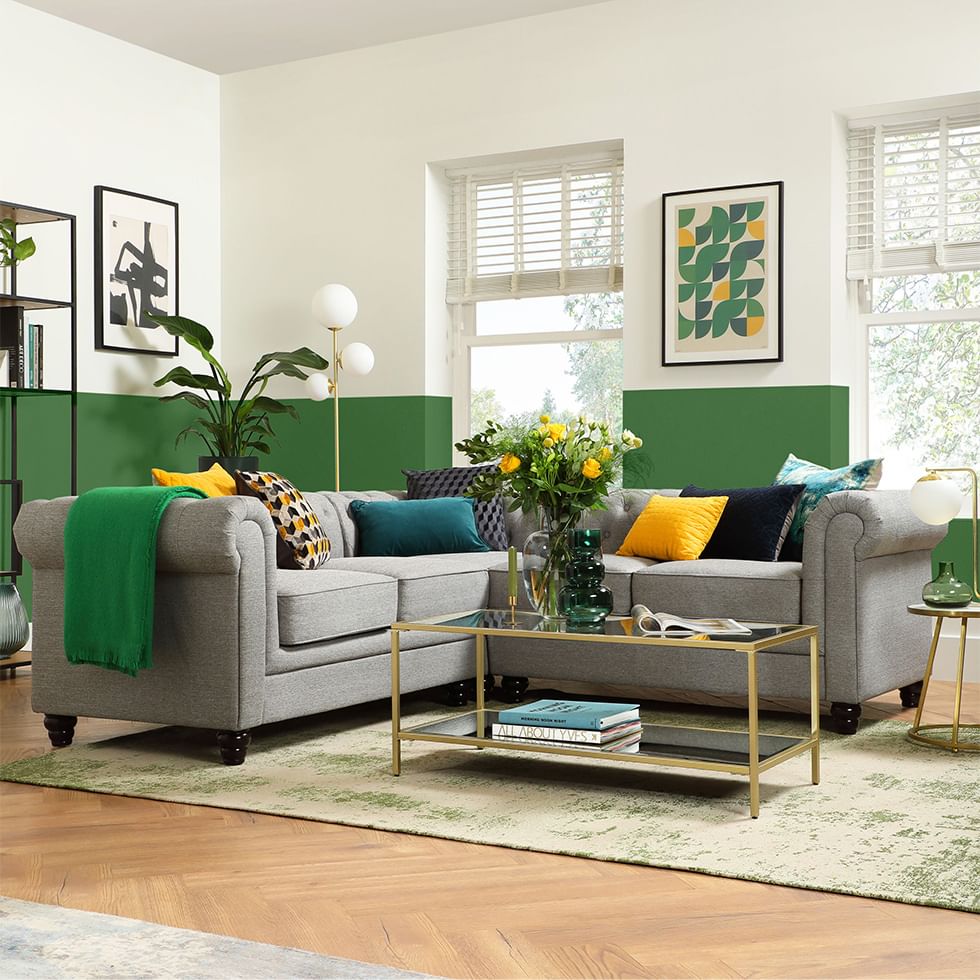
[631,603,751,636]
[491,720,641,745]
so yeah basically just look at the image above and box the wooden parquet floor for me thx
[1,668,978,979]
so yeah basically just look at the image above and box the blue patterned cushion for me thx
[773,454,882,561]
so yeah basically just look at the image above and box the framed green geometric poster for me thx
[662,181,783,366]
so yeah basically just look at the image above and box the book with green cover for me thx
[497,699,639,731]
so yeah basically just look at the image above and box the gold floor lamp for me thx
[306,283,375,492]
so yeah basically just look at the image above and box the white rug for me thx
[0,897,435,979]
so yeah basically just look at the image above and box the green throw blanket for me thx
[64,485,207,676]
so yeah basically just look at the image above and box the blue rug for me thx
[0,897,434,979]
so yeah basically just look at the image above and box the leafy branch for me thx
[148,314,328,457]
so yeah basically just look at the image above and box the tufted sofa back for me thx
[503,488,680,554]
[308,487,679,556]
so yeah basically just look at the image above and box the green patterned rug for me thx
[2,700,977,913]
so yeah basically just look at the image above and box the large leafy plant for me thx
[0,218,36,269]
[149,314,328,458]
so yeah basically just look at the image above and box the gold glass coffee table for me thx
[390,610,820,818]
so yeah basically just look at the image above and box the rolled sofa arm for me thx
[15,495,276,573]
[801,489,947,704]
[13,495,279,731]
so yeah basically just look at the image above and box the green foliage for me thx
[148,314,328,457]
[0,218,36,268]
[455,415,642,530]
[869,272,980,470]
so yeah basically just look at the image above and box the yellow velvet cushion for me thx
[150,462,236,497]
[616,494,729,561]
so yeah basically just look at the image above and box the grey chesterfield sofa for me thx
[15,487,945,763]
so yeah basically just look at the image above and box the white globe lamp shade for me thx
[311,283,358,328]
[306,372,331,402]
[342,342,375,376]
[910,475,962,525]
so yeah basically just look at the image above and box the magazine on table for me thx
[631,604,752,636]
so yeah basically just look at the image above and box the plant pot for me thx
[198,456,259,475]
[0,582,29,659]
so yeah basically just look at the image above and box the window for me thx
[848,108,980,493]
[446,151,624,449]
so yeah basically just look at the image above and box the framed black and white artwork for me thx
[94,186,179,356]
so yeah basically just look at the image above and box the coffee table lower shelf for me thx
[399,709,816,777]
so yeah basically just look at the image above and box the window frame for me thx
[852,278,979,516]
[450,299,624,463]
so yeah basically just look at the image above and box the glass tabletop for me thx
[394,609,815,648]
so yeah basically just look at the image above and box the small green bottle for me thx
[922,561,973,608]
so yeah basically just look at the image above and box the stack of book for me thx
[492,699,642,753]
[0,307,44,389]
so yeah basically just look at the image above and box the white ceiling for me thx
[14,0,613,74]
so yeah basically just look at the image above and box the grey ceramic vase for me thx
[0,582,29,658]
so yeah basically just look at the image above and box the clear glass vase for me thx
[522,511,575,620]
[0,582,29,658]
[922,561,973,608]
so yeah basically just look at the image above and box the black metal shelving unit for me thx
[0,199,77,671]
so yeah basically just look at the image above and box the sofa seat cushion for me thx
[327,553,506,621]
[277,568,397,646]
[631,559,803,626]
[489,553,657,616]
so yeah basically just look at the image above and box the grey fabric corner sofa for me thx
[15,487,945,764]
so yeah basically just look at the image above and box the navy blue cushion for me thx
[679,484,805,561]
[350,497,490,557]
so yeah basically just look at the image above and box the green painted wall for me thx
[4,392,452,616]
[622,385,851,489]
[933,518,975,589]
[5,382,973,622]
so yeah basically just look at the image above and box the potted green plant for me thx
[149,314,328,473]
[0,218,36,293]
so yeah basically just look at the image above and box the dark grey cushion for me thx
[404,465,508,550]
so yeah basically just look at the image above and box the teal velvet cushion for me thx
[349,497,491,557]
[773,453,883,561]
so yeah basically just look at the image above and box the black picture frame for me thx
[94,185,179,356]
[662,180,783,367]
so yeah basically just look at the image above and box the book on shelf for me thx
[631,603,751,636]
[0,306,24,388]
[27,323,43,389]
[494,730,642,753]
[497,699,640,731]
[492,719,641,745]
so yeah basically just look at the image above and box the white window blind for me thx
[446,155,624,303]
[847,108,980,280]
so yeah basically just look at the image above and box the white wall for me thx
[220,0,980,400]
[2,0,221,396]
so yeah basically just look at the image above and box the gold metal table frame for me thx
[390,611,821,818]
[907,603,980,752]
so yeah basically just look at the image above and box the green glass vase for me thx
[922,561,973,608]
[559,528,614,628]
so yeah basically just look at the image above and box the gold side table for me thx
[907,603,980,752]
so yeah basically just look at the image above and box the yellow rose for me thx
[546,422,567,442]
[499,453,521,474]
[539,414,550,424]
[600,446,612,461]
[581,458,602,479]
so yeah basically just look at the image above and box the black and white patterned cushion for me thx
[403,465,508,551]
[235,470,331,570]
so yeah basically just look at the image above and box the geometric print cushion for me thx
[403,464,509,551]
[772,453,883,562]
[234,470,330,570]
